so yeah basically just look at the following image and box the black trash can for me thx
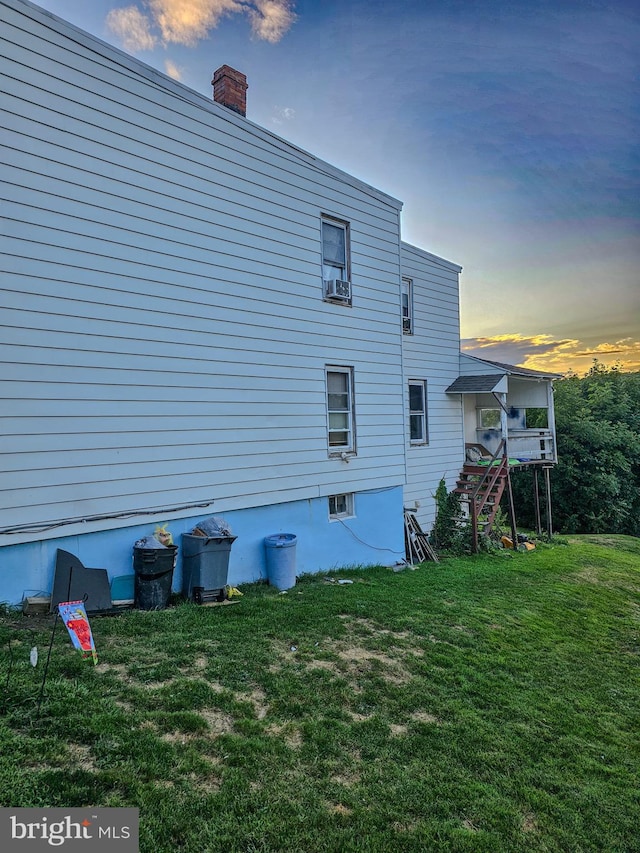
[182,534,236,603]
[133,545,177,610]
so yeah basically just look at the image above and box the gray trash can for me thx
[264,533,297,590]
[182,533,236,603]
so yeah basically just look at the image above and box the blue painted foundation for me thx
[0,488,405,606]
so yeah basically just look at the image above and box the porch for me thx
[446,356,561,549]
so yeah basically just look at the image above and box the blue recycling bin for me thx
[264,533,297,590]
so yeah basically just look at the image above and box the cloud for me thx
[462,334,640,374]
[106,0,296,50]
[149,0,242,46]
[105,6,157,52]
[164,59,183,80]
[248,0,296,43]
[271,105,295,125]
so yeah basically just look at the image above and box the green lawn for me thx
[1,535,639,852]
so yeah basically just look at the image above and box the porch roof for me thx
[445,374,508,393]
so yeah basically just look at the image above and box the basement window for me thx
[328,493,354,520]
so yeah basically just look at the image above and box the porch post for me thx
[543,464,553,537]
[499,392,509,460]
[533,468,542,535]
[547,382,557,462]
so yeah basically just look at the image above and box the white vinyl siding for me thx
[0,0,406,543]
[401,242,463,530]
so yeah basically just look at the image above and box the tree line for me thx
[512,363,640,537]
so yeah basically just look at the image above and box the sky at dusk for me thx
[27,0,640,373]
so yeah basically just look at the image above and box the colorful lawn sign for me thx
[58,601,98,664]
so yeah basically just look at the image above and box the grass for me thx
[1,534,639,852]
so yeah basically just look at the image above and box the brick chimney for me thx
[212,65,248,117]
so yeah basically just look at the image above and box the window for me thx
[326,367,355,453]
[328,493,354,519]
[402,277,413,334]
[478,408,501,429]
[322,217,351,302]
[409,380,428,444]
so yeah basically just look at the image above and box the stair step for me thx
[455,484,502,495]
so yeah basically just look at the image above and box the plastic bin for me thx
[264,533,297,590]
[182,534,236,603]
[133,545,177,610]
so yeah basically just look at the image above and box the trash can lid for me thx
[264,533,297,547]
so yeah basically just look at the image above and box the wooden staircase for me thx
[454,443,510,551]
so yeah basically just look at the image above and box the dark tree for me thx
[511,363,640,536]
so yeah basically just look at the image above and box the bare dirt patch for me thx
[350,617,411,641]
[199,709,234,736]
[410,711,440,725]
[305,659,341,674]
[522,812,538,833]
[333,645,411,685]
[189,768,221,793]
[238,687,269,720]
[266,722,302,749]
[97,662,133,682]
[67,743,96,772]
[332,768,361,786]
[325,802,352,816]
[389,723,407,736]
[346,711,372,722]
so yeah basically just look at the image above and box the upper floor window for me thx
[409,380,428,444]
[322,217,351,303]
[402,277,413,334]
[326,366,355,453]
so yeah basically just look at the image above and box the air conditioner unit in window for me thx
[403,317,412,333]
[324,279,351,301]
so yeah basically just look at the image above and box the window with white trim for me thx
[409,380,428,444]
[402,277,413,334]
[326,367,355,453]
[328,493,354,519]
[322,217,351,303]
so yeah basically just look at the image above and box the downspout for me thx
[397,210,409,508]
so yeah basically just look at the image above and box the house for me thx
[0,0,555,606]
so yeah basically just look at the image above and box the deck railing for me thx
[507,429,556,463]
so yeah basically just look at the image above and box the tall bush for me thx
[512,363,640,535]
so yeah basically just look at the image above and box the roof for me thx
[445,375,507,393]
[400,241,462,274]
[461,354,562,380]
